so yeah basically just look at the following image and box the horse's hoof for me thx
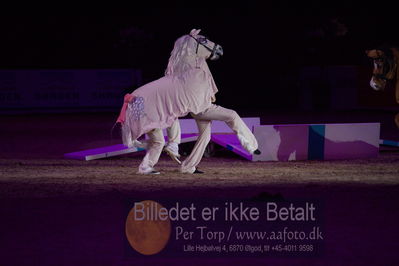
[254,149,261,155]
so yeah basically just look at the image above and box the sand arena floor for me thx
[0,110,398,265]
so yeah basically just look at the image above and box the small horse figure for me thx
[366,44,399,126]
[116,29,259,174]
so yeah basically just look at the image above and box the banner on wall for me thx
[0,69,142,113]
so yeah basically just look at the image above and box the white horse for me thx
[116,29,259,174]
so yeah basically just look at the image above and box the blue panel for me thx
[381,139,399,147]
[308,125,325,160]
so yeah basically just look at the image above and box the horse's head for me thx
[366,48,397,91]
[165,29,223,76]
[188,29,223,61]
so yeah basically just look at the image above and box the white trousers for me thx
[166,119,181,145]
[138,105,258,174]
[180,104,258,173]
[138,128,165,173]
[138,119,180,173]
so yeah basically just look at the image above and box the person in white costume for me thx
[163,119,182,164]
[116,29,259,174]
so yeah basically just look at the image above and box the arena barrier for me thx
[63,118,260,160]
[251,123,380,161]
[0,69,142,114]
[64,119,381,161]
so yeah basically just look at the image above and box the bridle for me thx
[189,35,223,60]
[190,35,213,53]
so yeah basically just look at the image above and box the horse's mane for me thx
[165,35,201,76]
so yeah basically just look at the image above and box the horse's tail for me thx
[110,121,120,145]
[110,118,136,148]
[111,93,136,147]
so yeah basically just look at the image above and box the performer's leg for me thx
[138,128,165,174]
[193,104,259,154]
[164,119,181,164]
[166,119,181,144]
[180,118,211,173]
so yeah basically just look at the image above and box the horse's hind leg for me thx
[138,128,165,174]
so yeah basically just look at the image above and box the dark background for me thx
[1,4,399,265]
[1,2,398,112]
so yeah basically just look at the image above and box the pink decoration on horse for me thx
[116,94,135,124]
